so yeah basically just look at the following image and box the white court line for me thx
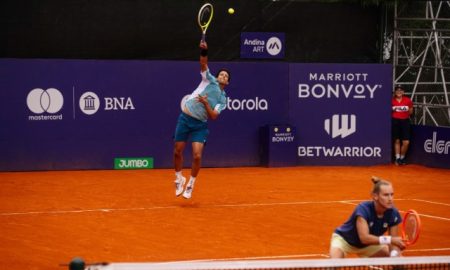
[406,247,450,253]
[0,199,370,216]
[170,254,329,264]
[142,249,450,263]
[412,199,450,207]
[0,199,449,221]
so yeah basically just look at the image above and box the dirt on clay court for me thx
[0,164,449,270]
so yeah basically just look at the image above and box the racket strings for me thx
[405,218,418,239]
[199,8,212,26]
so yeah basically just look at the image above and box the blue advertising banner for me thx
[408,125,450,169]
[288,64,393,165]
[0,59,288,171]
[240,32,285,59]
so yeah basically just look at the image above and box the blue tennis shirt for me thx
[184,69,227,122]
[335,201,402,248]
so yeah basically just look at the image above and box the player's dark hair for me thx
[371,176,391,194]
[216,68,231,83]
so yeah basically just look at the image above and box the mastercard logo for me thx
[26,88,64,114]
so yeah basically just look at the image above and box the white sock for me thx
[395,154,400,159]
[175,171,183,179]
[188,176,196,187]
[400,155,405,159]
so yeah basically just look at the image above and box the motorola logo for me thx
[266,37,282,56]
[324,114,356,138]
[27,88,64,114]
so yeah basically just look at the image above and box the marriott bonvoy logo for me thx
[297,72,382,99]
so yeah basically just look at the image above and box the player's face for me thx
[217,71,230,86]
[375,184,394,209]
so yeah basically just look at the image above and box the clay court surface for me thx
[0,164,449,270]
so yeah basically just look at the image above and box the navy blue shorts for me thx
[392,118,411,140]
[174,112,209,143]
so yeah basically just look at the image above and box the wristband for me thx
[200,49,208,56]
[390,249,399,257]
[379,236,392,245]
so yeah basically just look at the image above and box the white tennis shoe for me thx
[182,184,194,199]
[175,176,186,197]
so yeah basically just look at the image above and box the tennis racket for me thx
[198,3,213,42]
[402,209,421,246]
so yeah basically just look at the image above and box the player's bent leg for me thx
[182,142,204,199]
[329,233,350,258]
[329,247,345,258]
[190,142,204,177]
[173,141,186,172]
[174,141,187,196]
[368,245,389,257]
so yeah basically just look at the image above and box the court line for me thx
[406,247,450,252]
[122,248,450,264]
[0,199,449,221]
[171,254,329,263]
[0,199,369,216]
[411,199,450,207]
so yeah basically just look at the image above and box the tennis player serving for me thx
[172,40,230,199]
[329,177,406,258]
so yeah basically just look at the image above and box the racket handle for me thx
[201,33,206,42]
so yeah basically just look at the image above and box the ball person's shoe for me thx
[182,184,194,199]
[399,158,407,165]
[175,176,186,197]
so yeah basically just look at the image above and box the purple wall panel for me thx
[408,125,450,169]
[289,64,393,165]
[0,59,288,171]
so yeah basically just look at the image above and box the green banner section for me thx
[114,157,154,170]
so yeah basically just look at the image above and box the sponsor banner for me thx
[408,125,450,169]
[260,125,297,167]
[0,59,288,170]
[240,32,285,59]
[289,63,393,165]
[114,157,154,169]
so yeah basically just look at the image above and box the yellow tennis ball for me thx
[228,8,235,14]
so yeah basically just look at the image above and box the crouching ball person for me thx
[172,40,230,199]
[329,177,406,258]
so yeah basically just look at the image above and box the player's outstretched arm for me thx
[200,41,208,72]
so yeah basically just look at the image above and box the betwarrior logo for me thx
[324,114,356,139]
[114,157,154,169]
